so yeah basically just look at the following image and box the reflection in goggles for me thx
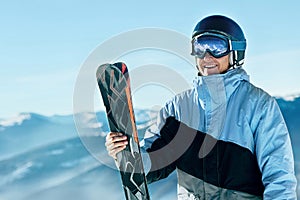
[192,36,230,58]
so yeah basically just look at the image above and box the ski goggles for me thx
[191,33,246,59]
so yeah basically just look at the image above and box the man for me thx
[106,15,297,199]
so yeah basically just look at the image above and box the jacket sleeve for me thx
[140,103,179,184]
[254,97,297,199]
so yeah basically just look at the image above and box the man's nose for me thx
[203,52,213,61]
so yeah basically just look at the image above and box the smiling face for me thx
[196,52,230,76]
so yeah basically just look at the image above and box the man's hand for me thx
[105,132,128,160]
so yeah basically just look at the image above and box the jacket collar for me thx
[192,68,249,137]
[193,68,249,101]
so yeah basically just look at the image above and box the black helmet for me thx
[192,15,246,67]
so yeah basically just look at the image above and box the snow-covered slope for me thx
[0,113,77,160]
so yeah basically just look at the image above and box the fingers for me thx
[106,132,123,140]
[105,132,128,148]
[105,132,128,160]
[108,146,127,160]
[105,137,128,152]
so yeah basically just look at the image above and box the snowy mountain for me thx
[0,110,177,200]
[0,113,77,160]
[276,96,300,160]
[0,97,299,200]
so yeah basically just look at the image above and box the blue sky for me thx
[1,0,300,118]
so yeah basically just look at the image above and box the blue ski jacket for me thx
[141,68,297,199]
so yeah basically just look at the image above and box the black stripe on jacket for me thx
[146,117,264,196]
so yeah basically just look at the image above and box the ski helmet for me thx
[191,15,246,67]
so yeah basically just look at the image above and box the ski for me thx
[96,62,150,200]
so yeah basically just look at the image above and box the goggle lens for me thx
[192,36,229,58]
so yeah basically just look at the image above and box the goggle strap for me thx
[231,41,246,51]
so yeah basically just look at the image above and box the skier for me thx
[105,15,297,199]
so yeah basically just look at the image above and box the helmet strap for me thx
[229,51,241,69]
[229,51,234,67]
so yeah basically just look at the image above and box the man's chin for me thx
[201,66,220,76]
